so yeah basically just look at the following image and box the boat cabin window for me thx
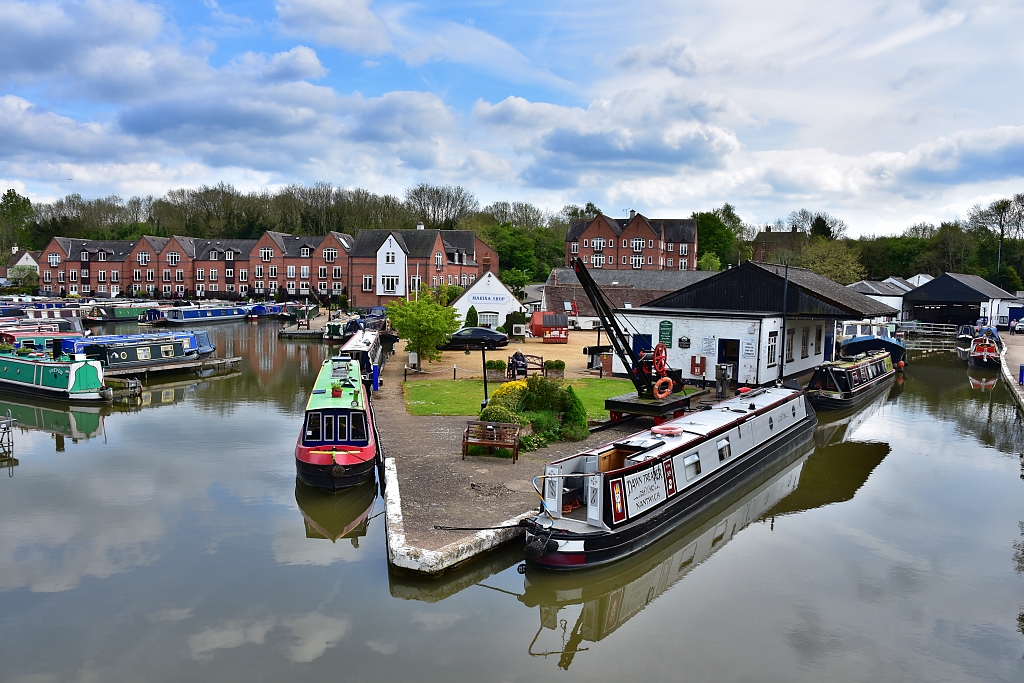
[160,344,175,358]
[717,438,732,462]
[305,412,322,441]
[843,325,857,336]
[324,415,334,441]
[350,411,368,443]
[859,324,872,335]
[683,453,701,480]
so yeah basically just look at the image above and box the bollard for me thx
[1019,364,1023,385]
[453,364,457,380]
[404,364,408,382]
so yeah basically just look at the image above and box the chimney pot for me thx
[416,222,424,230]
[766,226,772,233]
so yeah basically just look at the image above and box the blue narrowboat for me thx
[164,305,251,324]
[57,331,215,365]
[248,303,286,318]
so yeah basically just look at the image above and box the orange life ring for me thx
[653,376,673,399]
[652,424,685,435]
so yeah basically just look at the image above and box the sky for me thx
[1,0,1023,235]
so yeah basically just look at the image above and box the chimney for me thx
[11,245,17,255]
[791,225,797,233]
[416,222,424,230]
[766,226,771,233]
[629,209,636,219]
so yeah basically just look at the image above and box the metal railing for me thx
[900,322,959,336]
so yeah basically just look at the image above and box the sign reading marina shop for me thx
[658,321,673,348]
[622,464,667,518]
[468,293,510,305]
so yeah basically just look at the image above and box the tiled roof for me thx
[194,239,259,261]
[351,229,449,258]
[54,238,136,261]
[546,267,713,290]
[848,280,907,297]
[946,273,1014,299]
[566,214,696,243]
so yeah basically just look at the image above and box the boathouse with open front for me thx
[612,261,897,385]
[900,272,1016,326]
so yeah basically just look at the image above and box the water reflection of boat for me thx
[0,398,110,441]
[294,477,377,544]
[968,372,998,391]
[813,379,900,447]
[518,441,814,669]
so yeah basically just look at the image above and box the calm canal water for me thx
[2,323,1023,682]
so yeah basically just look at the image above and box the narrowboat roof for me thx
[551,385,804,465]
[305,357,365,412]
[820,350,891,370]
[341,330,378,353]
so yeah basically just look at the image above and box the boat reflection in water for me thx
[294,476,377,546]
[967,369,999,392]
[0,397,111,450]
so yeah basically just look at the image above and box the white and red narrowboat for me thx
[295,355,378,491]
[521,383,816,570]
[969,332,1001,367]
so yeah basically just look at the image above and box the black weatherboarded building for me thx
[900,273,1014,325]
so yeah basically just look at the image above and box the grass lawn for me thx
[403,377,640,419]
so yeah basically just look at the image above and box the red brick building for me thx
[347,228,498,309]
[39,238,136,296]
[565,212,698,271]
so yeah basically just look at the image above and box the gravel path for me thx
[373,353,644,552]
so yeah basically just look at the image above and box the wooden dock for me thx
[104,356,242,378]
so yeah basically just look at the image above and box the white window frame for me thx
[48,253,60,266]
[382,275,399,294]
[362,275,373,291]
[260,248,273,262]
[323,248,337,262]
[571,242,578,254]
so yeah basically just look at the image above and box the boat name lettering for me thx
[623,465,667,518]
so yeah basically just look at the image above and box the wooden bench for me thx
[507,353,543,379]
[462,420,521,464]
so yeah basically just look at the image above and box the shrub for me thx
[544,359,566,370]
[527,410,561,437]
[502,311,527,336]
[560,386,589,441]
[490,379,526,410]
[484,359,507,370]
[465,305,478,327]
[520,374,564,412]
[479,404,519,424]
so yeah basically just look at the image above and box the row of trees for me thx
[6,181,1024,289]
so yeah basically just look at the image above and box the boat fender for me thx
[524,535,559,562]
[897,360,905,369]
[653,376,672,399]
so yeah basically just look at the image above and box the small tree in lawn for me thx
[465,305,478,327]
[7,265,38,288]
[386,297,460,363]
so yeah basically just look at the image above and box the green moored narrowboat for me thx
[0,352,113,402]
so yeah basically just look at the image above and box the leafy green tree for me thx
[499,268,531,299]
[693,211,734,266]
[559,386,589,441]
[7,265,38,288]
[432,283,464,306]
[386,297,461,363]
[465,305,478,327]
[0,189,32,257]
[697,252,721,271]
[998,265,1023,294]
[800,237,865,284]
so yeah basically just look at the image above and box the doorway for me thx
[717,338,740,383]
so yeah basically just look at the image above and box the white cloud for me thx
[282,614,350,662]
[229,46,329,82]
[276,0,391,54]
[188,618,275,661]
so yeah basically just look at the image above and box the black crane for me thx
[570,257,658,399]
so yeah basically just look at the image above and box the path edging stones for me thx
[383,457,531,575]
[999,348,1024,411]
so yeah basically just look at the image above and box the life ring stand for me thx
[653,376,673,399]
[652,423,685,435]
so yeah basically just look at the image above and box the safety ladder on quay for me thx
[0,409,18,476]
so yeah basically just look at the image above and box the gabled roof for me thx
[566,214,696,243]
[53,238,136,261]
[644,261,897,318]
[263,231,292,251]
[904,272,1014,303]
[194,239,259,260]
[440,230,478,254]
[137,236,169,253]
[168,236,198,258]
[351,229,450,258]
[883,276,914,292]
[848,280,907,297]
[9,249,40,265]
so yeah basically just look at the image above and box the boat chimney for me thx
[416,222,424,230]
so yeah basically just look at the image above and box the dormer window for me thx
[80,251,89,261]
[209,251,218,260]
[97,252,106,261]
[300,247,310,257]
[225,251,234,261]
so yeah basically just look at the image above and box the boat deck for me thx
[104,356,241,377]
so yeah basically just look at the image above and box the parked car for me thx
[440,327,510,350]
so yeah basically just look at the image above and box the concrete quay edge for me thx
[999,348,1024,412]
[383,457,532,576]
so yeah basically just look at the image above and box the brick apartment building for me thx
[38,226,495,308]
[347,227,498,309]
[565,212,698,271]
[749,225,809,263]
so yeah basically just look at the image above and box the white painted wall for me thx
[614,311,830,385]
[863,294,903,319]
[451,270,527,327]
[376,235,407,296]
